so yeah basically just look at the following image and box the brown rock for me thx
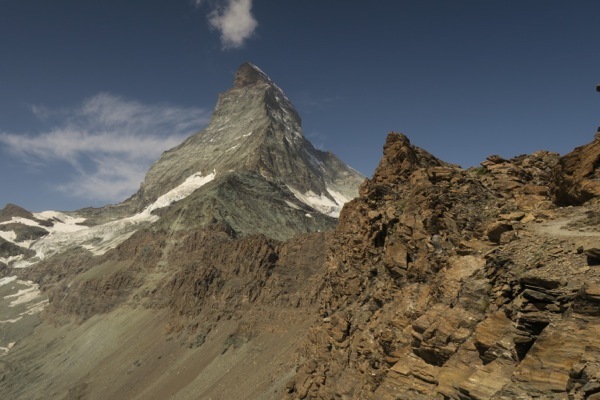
[553,132,600,205]
[585,248,600,266]
[486,221,513,244]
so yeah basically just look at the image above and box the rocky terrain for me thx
[287,132,600,399]
[1,66,600,400]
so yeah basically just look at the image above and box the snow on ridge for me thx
[0,217,42,228]
[142,170,216,216]
[12,170,216,268]
[33,211,87,234]
[4,281,44,307]
[0,230,17,244]
[0,276,17,287]
[287,186,350,218]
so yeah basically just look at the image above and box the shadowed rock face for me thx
[234,62,275,88]
[552,132,600,206]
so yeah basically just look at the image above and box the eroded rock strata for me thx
[288,133,600,400]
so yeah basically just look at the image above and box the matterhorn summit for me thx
[127,62,364,239]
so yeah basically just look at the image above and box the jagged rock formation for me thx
[288,132,600,400]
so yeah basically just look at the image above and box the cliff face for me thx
[289,133,600,400]
[130,62,363,217]
[553,132,600,206]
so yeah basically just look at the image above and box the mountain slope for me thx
[129,63,363,220]
[4,70,600,400]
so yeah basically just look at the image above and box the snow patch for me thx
[4,281,43,307]
[287,186,347,218]
[13,171,216,267]
[0,230,17,243]
[0,254,23,265]
[285,201,301,210]
[326,188,352,210]
[0,228,38,249]
[0,342,15,355]
[0,276,17,287]
[34,212,87,234]
[1,217,40,228]
[142,170,215,216]
[23,299,49,316]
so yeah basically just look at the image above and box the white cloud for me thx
[0,93,209,204]
[197,0,257,49]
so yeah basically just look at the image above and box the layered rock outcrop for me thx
[553,132,600,206]
[288,132,600,400]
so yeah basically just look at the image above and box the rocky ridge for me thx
[287,132,600,400]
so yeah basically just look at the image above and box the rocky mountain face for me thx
[129,63,363,227]
[2,69,600,400]
[0,62,363,270]
[287,133,600,400]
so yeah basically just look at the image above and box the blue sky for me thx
[1,1,599,211]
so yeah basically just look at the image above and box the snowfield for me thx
[2,170,216,268]
[287,186,351,218]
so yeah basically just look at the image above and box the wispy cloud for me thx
[195,0,258,50]
[0,93,209,203]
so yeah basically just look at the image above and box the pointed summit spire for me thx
[131,62,364,224]
[234,62,273,88]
